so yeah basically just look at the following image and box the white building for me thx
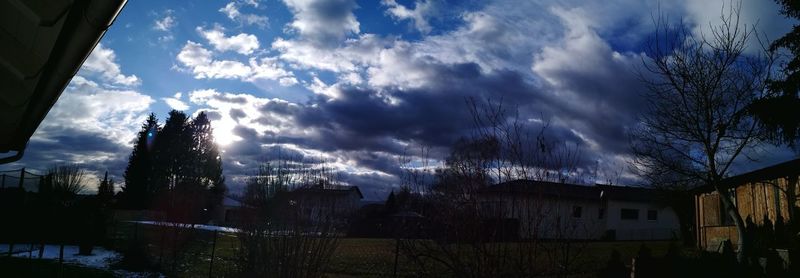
[477,180,681,240]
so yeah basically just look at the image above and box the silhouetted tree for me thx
[190,112,226,213]
[97,171,114,205]
[148,110,224,223]
[749,0,800,145]
[400,99,587,277]
[631,4,774,262]
[122,111,226,217]
[153,110,193,195]
[45,164,88,197]
[384,191,398,215]
[122,113,160,209]
[237,152,340,277]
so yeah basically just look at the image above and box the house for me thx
[283,186,363,227]
[694,158,800,251]
[208,195,248,226]
[478,180,681,240]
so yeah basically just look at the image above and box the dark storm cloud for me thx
[230,58,610,194]
[229,108,247,121]
[293,64,552,151]
[345,151,405,178]
[204,110,223,121]
[337,171,401,200]
[4,127,132,188]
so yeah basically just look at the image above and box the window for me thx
[598,208,605,219]
[647,210,658,221]
[572,206,582,218]
[621,208,639,220]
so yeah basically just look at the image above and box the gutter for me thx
[1,0,127,164]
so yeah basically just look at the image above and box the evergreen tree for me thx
[384,191,397,215]
[97,171,114,203]
[192,112,227,211]
[122,110,226,220]
[750,0,800,145]
[152,110,193,193]
[122,113,159,209]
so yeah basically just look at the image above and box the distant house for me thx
[208,195,247,226]
[694,159,800,251]
[478,180,681,240]
[283,186,363,227]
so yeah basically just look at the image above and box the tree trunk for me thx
[715,185,749,263]
[787,176,797,221]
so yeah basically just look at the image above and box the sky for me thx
[2,0,797,200]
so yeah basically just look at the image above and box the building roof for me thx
[0,0,128,163]
[222,195,244,207]
[693,158,800,194]
[479,179,663,203]
[290,186,364,199]
[480,180,600,200]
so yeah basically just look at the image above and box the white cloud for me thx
[186,89,301,145]
[153,10,176,31]
[41,76,154,147]
[157,34,174,43]
[683,0,792,53]
[381,0,436,34]
[220,1,269,29]
[196,60,252,79]
[246,57,297,83]
[162,92,190,110]
[272,34,390,73]
[177,41,213,68]
[82,43,141,86]
[175,41,296,85]
[271,1,557,89]
[197,25,260,55]
[282,0,360,46]
[367,41,438,89]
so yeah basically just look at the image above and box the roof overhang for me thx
[0,0,128,164]
[692,158,800,194]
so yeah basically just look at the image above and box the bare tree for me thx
[399,99,590,277]
[236,152,340,278]
[44,164,88,196]
[630,2,775,262]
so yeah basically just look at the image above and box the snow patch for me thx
[131,221,240,233]
[5,244,162,277]
[11,245,119,268]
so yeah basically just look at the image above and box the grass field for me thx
[109,221,681,277]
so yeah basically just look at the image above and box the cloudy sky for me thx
[2,0,796,199]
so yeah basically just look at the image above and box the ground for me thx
[109,221,679,277]
[0,257,116,278]
[1,221,682,277]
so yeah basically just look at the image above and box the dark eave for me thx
[479,179,663,203]
[0,0,127,164]
[693,158,800,194]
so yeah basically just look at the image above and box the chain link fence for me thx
[0,169,43,192]
[108,220,407,277]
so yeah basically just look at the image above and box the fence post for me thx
[393,237,400,278]
[18,168,25,189]
[172,225,178,274]
[209,230,219,278]
[38,242,44,259]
